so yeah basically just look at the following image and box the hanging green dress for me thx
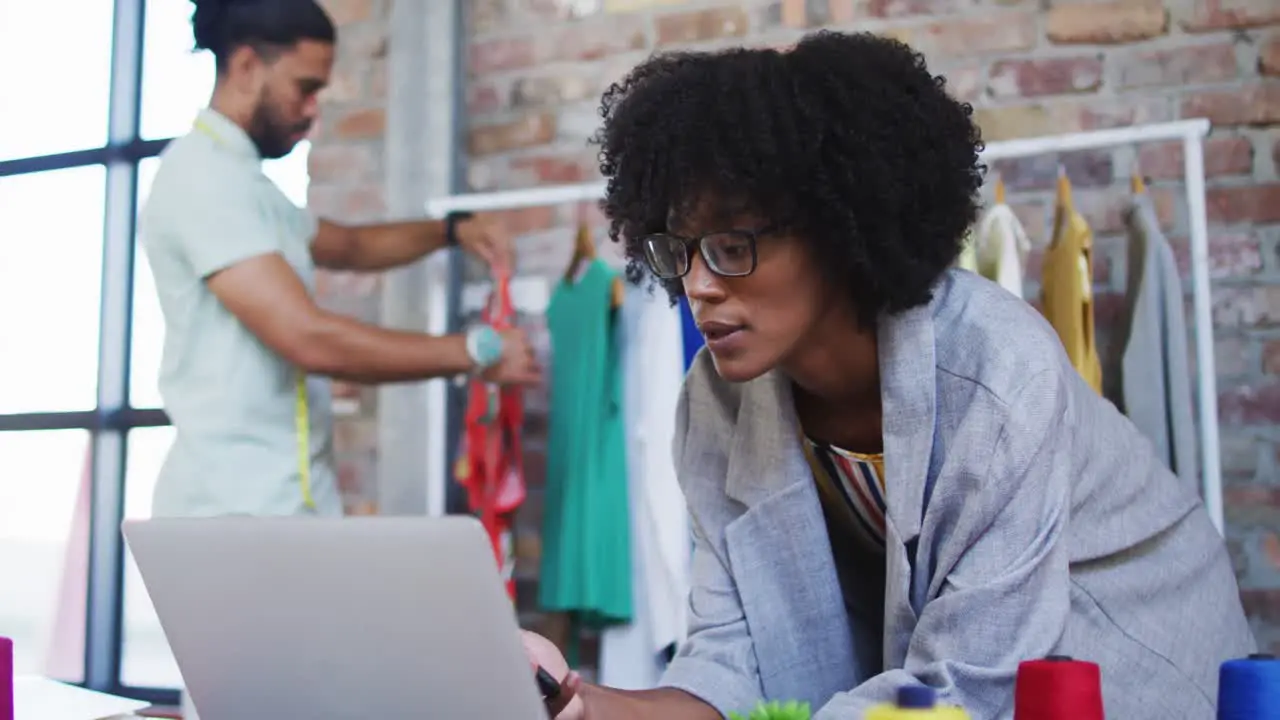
[539,258,632,631]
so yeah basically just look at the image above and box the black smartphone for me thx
[535,665,562,700]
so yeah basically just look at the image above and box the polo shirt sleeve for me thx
[170,175,283,280]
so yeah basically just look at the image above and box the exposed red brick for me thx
[469,36,537,75]
[1181,0,1280,32]
[1073,186,1179,235]
[1181,82,1280,127]
[1046,0,1168,44]
[889,12,1037,58]
[866,0,965,18]
[656,6,750,47]
[975,97,1172,142]
[1261,33,1280,76]
[1215,335,1251,377]
[1116,42,1238,89]
[468,113,557,156]
[512,73,596,107]
[319,0,376,26]
[467,82,507,116]
[1169,232,1263,279]
[992,149,1114,192]
[543,16,648,62]
[1206,184,1280,225]
[942,64,984,103]
[1137,136,1254,180]
[510,154,596,184]
[1219,380,1280,425]
[1212,285,1280,328]
[307,143,380,183]
[1264,339,1280,375]
[988,56,1104,98]
[331,107,386,140]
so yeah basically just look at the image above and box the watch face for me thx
[472,325,503,367]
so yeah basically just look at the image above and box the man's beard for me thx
[246,97,309,160]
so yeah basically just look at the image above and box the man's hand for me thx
[481,328,542,386]
[455,215,514,273]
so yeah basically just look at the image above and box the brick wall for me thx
[310,0,390,516]
[306,0,1280,664]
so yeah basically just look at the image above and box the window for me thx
[139,0,215,141]
[120,425,180,689]
[264,141,312,208]
[0,429,91,683]
[131,158,164,409]
[0,166,107,414]
[0,2,114,159]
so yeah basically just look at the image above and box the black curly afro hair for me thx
[592,30,985,326]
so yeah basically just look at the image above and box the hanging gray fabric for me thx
[1107,192,1199,488]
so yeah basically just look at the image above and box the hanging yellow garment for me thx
[1040,173,1102,394]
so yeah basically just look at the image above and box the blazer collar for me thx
[724,301,938,541]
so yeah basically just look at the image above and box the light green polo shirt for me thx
[138,109,341,518]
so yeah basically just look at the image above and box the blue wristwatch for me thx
[465,323,504,370]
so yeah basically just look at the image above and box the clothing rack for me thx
[423,118,1224,536]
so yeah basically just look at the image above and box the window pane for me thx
[120,425,181,689]
[0,429,90,683]
[131,158,165,409]
[0,2,113,159]
[263,140,312,208]
[0,166,106,413]
[140,0,214,140]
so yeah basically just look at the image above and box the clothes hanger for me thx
[1131,160,1146,195]
[564,219,624,307]
[994,173,1006,205]
[564,220,596,282]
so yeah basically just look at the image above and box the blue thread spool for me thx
[1219,653,1280,720]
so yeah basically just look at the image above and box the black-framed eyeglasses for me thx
[641,227,772,280]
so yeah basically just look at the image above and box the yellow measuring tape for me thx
[192,118,316,511]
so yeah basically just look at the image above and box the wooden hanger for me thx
[564,221,623,308]
[1130,164,1146,195]
[994,174,1006,205]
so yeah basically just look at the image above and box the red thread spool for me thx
[1,636,13,720]
[1014,655,1105,720]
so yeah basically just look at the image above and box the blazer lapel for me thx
[876,301,939,664]
[722,373,861,707]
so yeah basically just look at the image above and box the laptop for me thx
[122,515,549,720]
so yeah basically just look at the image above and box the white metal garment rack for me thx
[424,118,1225,536]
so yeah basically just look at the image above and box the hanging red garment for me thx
[454,273,527,601]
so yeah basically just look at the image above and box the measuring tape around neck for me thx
[192,117,317,512]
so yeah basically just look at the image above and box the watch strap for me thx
[445,211,474,247]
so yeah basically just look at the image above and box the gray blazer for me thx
[659,270,1254,720]
[1105,193,1199,488]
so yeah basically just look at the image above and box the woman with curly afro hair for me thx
[526,30,1253,720]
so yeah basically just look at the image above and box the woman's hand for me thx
[521,630,585,719]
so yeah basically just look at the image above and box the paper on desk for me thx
[14,675,150,720]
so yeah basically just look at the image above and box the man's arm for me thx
[311,215,510,272]
[207,252,473,382]
[574,685,719,720]
[310,218,447,272]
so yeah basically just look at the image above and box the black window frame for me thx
[0,0,180,706]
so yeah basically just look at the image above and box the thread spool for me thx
[1218,653,1280,720]
[1014,655,1104,720]
[865,684,971,719]
[1,637,13,720]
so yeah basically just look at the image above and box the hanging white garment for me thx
[1106,192,1199,487]
[973,203,1031,296]
[600,284,691,690]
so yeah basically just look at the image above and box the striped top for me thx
[803,438,887,552]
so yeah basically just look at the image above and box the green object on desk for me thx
[728,700,813,720]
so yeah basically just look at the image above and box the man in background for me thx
[140,0,540,523]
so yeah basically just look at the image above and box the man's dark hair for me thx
[191,0,336,70]
[592,30,985,326]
